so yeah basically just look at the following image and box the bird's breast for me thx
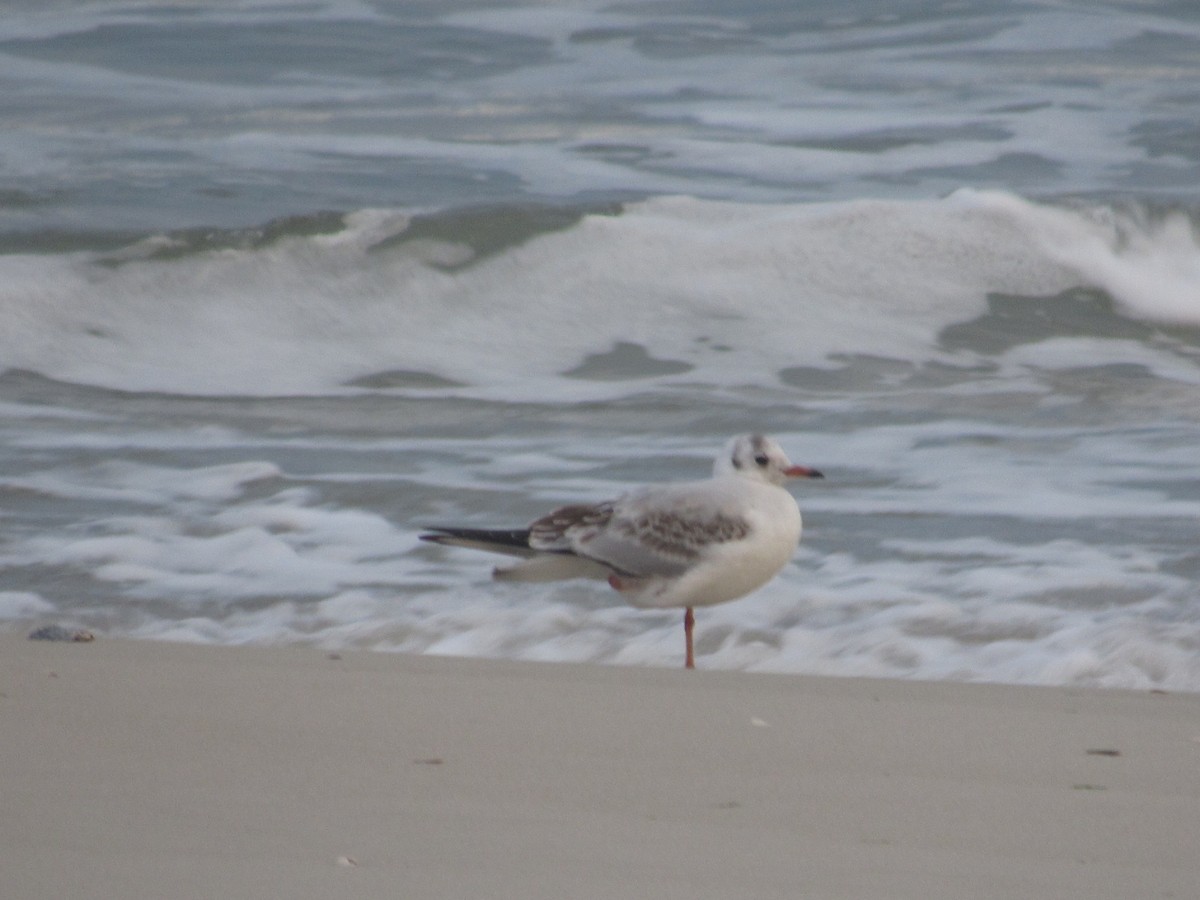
[635,485,802,610]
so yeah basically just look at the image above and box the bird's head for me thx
[716,434,824,486]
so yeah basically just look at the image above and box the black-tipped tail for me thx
[419,526,535,557]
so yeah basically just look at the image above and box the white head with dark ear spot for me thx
[715,434,824,486]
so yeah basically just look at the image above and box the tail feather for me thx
[420,526,535,558]
[421,525,613,583]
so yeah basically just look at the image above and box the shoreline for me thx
[3,633,1198,899]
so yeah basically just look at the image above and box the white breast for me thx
[628,481,802,610]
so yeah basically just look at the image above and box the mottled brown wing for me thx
[528,501,615,552]
[610,508,750,562]
[567,491,752,578]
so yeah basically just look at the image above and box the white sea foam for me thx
[1,428,1194,690]
[6,461,281,505]
[5,481,411,603]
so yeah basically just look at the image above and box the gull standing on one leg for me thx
[420,434,823,669]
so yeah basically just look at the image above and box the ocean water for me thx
[2,0,1199,689]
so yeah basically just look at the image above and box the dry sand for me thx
[2,632,1198,900]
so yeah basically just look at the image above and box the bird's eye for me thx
[754,454,770,467]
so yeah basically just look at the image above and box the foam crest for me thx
[1079,211,1200,326]
[957,190,1200,327]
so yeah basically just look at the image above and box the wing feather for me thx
[562,485,753,578]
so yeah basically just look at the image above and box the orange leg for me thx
[684,607,695,669]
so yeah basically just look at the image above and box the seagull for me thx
[419,434,823,669]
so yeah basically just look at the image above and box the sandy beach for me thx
[2,632,1198,900]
